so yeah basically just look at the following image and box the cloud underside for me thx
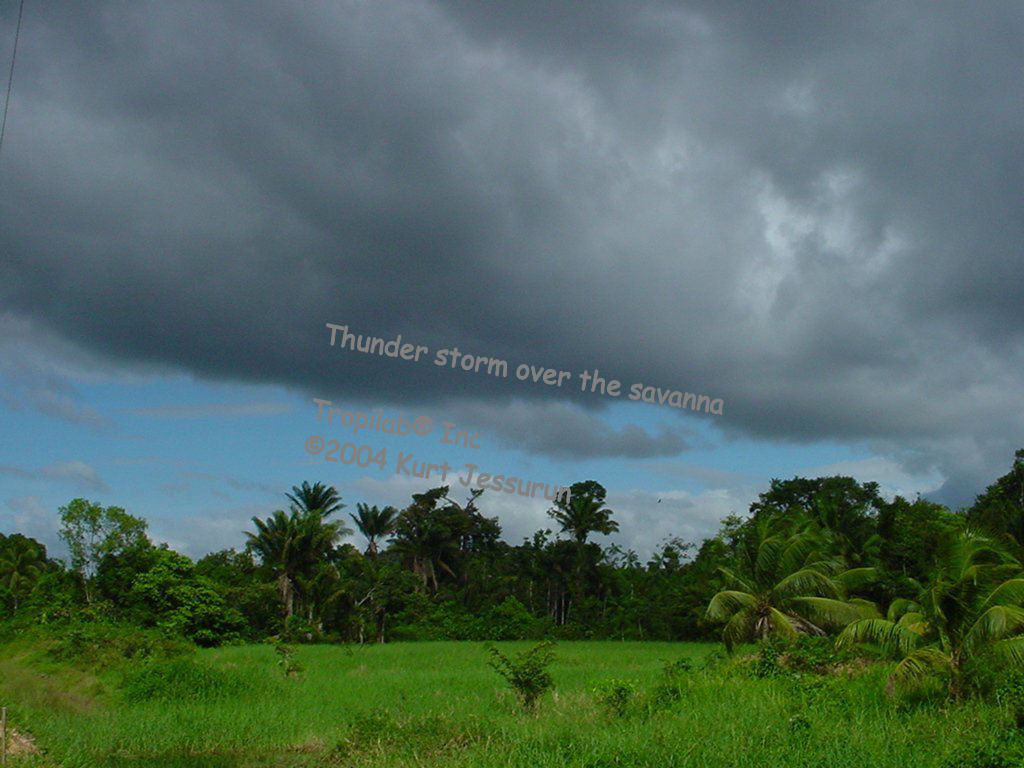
[0,1,1022,505]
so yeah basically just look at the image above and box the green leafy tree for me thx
[749,476,883,567]
[130,548,246,646]
[58,499,149,604]
[389,487,471,592]
[838,529,1024,699]
[967,449,1024,549]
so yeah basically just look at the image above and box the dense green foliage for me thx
[5,453,1024,655]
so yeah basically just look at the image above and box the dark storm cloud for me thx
[1,1,1022,501]
[453,400,691,459]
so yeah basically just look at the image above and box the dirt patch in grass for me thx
[6,727,41,756]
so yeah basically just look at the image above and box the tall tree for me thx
[245,506,347,621]
[547,480,619,619]
[350,503,399,559]
[287,481,345,519]
[390,488,461,592]
[57,499,149,604]
[547,481,618,545]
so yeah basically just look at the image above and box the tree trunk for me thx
[279,574,294,620]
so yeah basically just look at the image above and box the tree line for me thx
[3,450,1024,685]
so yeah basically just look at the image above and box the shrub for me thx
[591,678,637,718]
[47,622,193,669]
[661,657,693,676]
[271,637,303,677]
[486,641,557,710]
[647,659,693,712]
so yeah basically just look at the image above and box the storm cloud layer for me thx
[1,1,1022,506]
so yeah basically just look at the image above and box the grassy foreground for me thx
[0,639,1010,767]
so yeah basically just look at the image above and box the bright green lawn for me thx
[0,640,1007,767]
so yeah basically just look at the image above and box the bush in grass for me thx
[486,640,557,710]
[47,621,193,669]
[271,637,303,677]
[591,678,637,718]
[643,656,695,713]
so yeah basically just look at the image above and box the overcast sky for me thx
[1,1,1021,561]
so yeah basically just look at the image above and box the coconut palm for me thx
[350,503,399,559]
[287,481,345,519]
[705,519,877,652]
[548,487,618,545]
[0,534,47,615]
[837,530,1024,699]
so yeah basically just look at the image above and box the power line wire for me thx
[0,0,26,163]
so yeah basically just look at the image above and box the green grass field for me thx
[0,639,1010,767]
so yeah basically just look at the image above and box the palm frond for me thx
[706,590,757,623]
[766,607,800,643]
[789,597,875,629]
[722,605,757,653]
[772,568,840,602]
[837,618,922,657]
[982,579,1024,611]
[887,598,922,622]
[838,567,879,592]
[888,648,951,692]
[964,604,1024,654]
[896,612,929,636]
[989,636,1024,668]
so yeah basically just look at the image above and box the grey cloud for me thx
[126,401,295,419]
[0,1,1021,509]
[451,400,691,458]
[1,460,109,493]
[41,460,109,492]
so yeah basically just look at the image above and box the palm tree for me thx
[705,519,876,652]
[547,485,619,618]
[287,481,345,519]
[245,507,347,621]
[548,486,618,545]
[350,503,399,559]
[295,562,346,634]
[0,534,46,615]
[837,530,1024,699]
